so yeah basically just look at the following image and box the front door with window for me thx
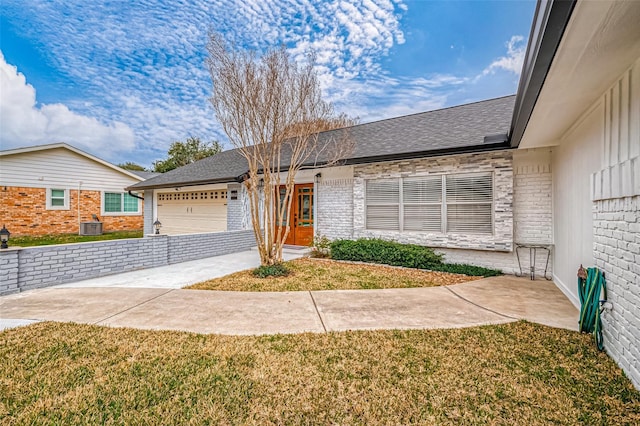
[276,183,314,246]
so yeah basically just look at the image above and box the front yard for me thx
[188,258,480,291]
[1,321,639,424]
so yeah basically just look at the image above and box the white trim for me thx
[46,187,70,210]
[552,273,580,309]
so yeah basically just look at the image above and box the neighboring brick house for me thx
[0,143,148,236]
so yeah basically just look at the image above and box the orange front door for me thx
[276,184,314,246]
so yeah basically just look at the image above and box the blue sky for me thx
[1,0,535,168]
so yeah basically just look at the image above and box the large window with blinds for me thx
[365,173,493,234]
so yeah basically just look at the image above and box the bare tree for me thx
[207,34,355,265]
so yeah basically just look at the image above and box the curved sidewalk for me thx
[0,275,578,334]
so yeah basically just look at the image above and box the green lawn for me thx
[9,230,143,247]
[1,321,638,425]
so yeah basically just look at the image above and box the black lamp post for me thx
[153,220,162,235]
[0,225,10,249]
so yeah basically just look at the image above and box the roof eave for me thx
[509,0,577,148]
[344,141,513,166]
[126,176,239,191]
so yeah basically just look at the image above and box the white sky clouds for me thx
[0,52,135,156]
[1,1,529,165]
[482,36,527,76]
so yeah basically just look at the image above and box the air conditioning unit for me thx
[79,222,103,236]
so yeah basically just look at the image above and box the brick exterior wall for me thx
[352,151,514,251]
[316,178,355,240]
[0,186,143,236]
[0,229,256,295]
[594,195,640,389]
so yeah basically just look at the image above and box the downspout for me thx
[128,190,144,200]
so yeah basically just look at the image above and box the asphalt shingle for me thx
[129,95,515,190]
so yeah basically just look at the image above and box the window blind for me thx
[365,172,494,235]
[366,179,400,230]
[446,174,493,234]
[403,177,442,232]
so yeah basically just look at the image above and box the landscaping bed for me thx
[187,257,480,292]
[1,321,638,424]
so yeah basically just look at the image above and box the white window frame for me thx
[365,172,494,235]
[46,188,69,210]
[101,191,141,216]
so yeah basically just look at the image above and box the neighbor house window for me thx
[103,192,140,214]
[46,188,69,210]
[365,172,493,234]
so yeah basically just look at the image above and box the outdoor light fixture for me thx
[258,178,264,189]
[153,220,162,235]
[314,172,322,183]
[0,225,10,249]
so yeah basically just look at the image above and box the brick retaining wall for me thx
[0,229,255,295]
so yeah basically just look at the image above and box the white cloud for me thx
[0,51,135,158]
[482,35,526,76]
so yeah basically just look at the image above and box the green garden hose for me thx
[578,266,607,351]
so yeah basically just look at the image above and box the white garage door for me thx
[157,189,227,235]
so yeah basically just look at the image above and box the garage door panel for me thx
[157,190,228,235]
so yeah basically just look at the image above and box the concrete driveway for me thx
[0,275,579,334]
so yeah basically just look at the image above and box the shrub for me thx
[252,263,290,278]
[310,235,332,258]
[428,263,502,277]
[329,238,502,278]
[330,238,443,269]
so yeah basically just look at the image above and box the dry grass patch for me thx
[188,258,479,292]
[1,321,639,425]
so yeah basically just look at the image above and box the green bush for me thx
[428,263,502,277]
[252,263,290,278]
[329,238,502,277]
[330,238,443,269]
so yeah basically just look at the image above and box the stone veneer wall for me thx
[0,186,143,236]
[0,229,255,295]
[314,149,554,276]
[352,151,514,251]
[595,195,640,389]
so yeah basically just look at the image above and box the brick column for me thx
[0,248,20,295]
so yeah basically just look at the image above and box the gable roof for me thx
[0,143,145,181]
[129,95,515,190]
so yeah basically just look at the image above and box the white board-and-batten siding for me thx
[0,148,142,192]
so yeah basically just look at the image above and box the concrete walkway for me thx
[1,252,579,334]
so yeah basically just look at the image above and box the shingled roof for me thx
[129,95,515,190]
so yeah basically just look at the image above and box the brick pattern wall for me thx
[514,164,553,244]
[594,195,640,389]
[316,178,354,240]
[0,186,143,236]
[352,151,514,251]
[168,229,256,264]
[226,183,244,231]
[0,229,256,295]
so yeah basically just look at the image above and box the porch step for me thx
[250,245,312,255]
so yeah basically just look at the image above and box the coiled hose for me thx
[578,266,607,351]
